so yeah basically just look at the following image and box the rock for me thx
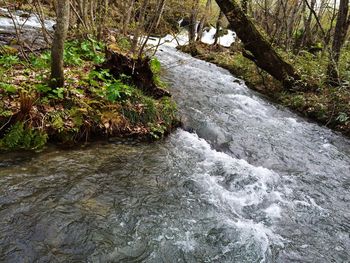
[19,13,31,19]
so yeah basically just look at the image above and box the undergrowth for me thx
[0,40,178,150]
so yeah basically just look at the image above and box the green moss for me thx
[159,97,178,127]
[117,37,132,52]
[0,45,18,55]
[150,57,166,88]
[150,58,161,74]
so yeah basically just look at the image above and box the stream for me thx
[1,12,350,262]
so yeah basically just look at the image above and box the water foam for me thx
[173,130,286,259]
[0,8,55,30]
[226,94,269,118]
[145,27,236,49]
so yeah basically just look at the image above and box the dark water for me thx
[1,45,350,263]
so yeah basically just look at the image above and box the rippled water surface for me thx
[1,46,350,262]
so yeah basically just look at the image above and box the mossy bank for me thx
[0,40,179,151]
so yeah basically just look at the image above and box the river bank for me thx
[0,7,180,151]
[0,41,179,151]
[179,43,350,138]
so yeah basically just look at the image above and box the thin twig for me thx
[0,116,13,132]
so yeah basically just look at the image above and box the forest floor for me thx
[180,43,350,138]
[0,39,179,151]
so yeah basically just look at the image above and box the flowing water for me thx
[0,8,54,47]
[1,42,350,262]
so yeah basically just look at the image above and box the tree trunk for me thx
[285,2,302,50]
[50,0,70,88]
[97,0,108,41]
[327,0,349,86]
[213,11,223,45]
[241,0,248,14]
[325,0,339,46]
[155,0,167,29]
[215,0,305,90]
[263,0,270,34]
[82,0,90,30]
[189,0,200,45]
[196,0,211,41]
[131,0,149,54]
[34,0,51,44]
[301,0,316,48]
[123,0,135,35]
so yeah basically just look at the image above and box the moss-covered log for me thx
[215,0,307,90]
[99,50,171,99]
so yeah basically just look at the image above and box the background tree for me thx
[215,0,305,89]
[213,10,224,45]
[50,0,70,88]
[327,0,349,85]
[196,0,212,41]
[241,0,248,13]
[189,0,200,45]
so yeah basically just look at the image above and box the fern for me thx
[0,122,48,150]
